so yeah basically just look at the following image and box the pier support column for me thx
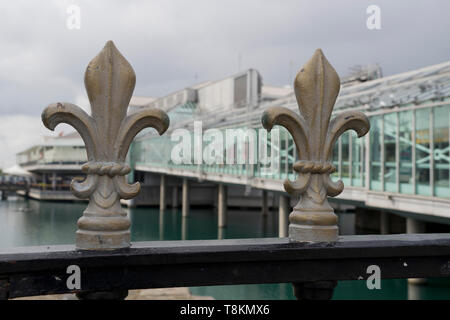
[279,195,289,238]
[159,209,165,240]
[407,217,427,285]
[262,190,268,217]
[160,175,166,212]
[172,186,179,208]
[218,184,228,228]
[380,212,389,235]
[182,178,189,218]
[181,217,188,240]
[407,218,426,234]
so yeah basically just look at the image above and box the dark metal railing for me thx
[1,234,450,299]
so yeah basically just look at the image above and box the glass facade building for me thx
[130,61,450,204]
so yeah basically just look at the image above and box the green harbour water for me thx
[1,196,449,300]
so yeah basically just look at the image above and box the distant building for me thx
[17,131,86,200]
[15,61,450,208]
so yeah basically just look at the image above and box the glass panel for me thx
[351,132,362,187]
[281,128,289,180]
[287,133,295,181]
[433,105,450,198]
[341,132,350,185]
[331,140,339,180]
[415,108,431,196]
[370,116,382,190]
[361,136,365,187]
[399,110,414,194]
[384,113,397,192]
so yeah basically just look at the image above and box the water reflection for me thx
[1,197,449,299]
[408,282,422,300]
[0,197,82,247]
[217,227,225,240]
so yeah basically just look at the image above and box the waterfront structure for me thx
[13,96,156,201]
[14,51,450,233]
[131,60,450,231]
[16,132,86,200]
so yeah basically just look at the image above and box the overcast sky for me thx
[0,0,449,168]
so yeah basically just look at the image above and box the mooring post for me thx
[160,174,166,212]
[262,49,370,299]
[41,41,170,299]
[218,183,227,228]
[182,178,189,218]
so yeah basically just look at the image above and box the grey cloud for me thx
[0,0,449,167]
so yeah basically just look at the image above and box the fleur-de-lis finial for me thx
[42,41,170,250]
[262,49,370,242]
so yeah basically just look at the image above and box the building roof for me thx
[334,60,450,111]
[129,96,157,107]
[17,132,84,156]
[186,60,450,130]
[261,85,292,99]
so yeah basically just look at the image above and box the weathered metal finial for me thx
[262,49,370,242]
[42,41,170,250]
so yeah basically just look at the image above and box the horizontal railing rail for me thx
[1,234,450,299]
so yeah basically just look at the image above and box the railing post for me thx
[42,41,169,250]
[41,41,170,299]
[262,49,370,299]
[262,49,370,243]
